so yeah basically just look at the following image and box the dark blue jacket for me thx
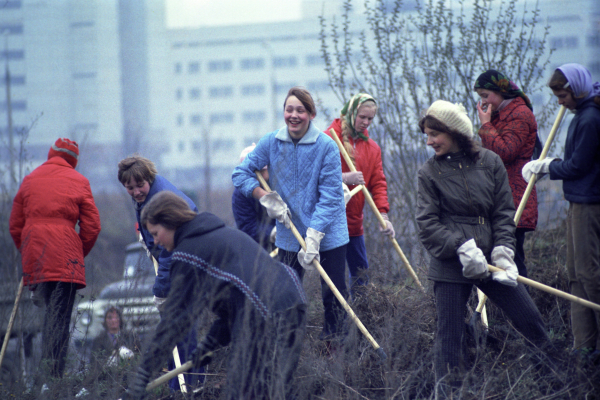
[549,99,600,203]
[231,187,275,250]
[134,175,198,297]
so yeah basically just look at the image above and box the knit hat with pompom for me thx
[48,138,79,168]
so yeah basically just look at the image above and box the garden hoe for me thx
[471,105,567,336]
[329,129,425,292]
[255,171,387,362]
[0,278,24,371]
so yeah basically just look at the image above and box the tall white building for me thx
[0,0,598,192]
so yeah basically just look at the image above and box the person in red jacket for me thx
[9,138,101,383]
[325,93,394,299]
[475,70,539,278]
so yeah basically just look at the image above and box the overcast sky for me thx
[165,0,303,28]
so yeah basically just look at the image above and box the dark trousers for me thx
[514,228,530,278]
[40,281,77,379]
[346,235,370,297]
[162,321,202,391]
[228,304,306,400]
[279,245,348,339]
[433,280,549,383]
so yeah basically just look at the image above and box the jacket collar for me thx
[275,122,322,144]
[494,97,525,122]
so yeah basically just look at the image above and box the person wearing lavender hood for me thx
[523,63,600,363]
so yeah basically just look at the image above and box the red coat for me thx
[478,97,538,230]
[9,157,101,288]
[326,119,389,236]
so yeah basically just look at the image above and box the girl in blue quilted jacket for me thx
[232,86,349,344]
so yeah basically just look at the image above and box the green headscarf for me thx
[340,93,377,141]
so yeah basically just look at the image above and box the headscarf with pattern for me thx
[474,70,533,111]
[340,93,377,141]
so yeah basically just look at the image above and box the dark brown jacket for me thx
[417,148,516,283]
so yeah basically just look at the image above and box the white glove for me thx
[119,346,134,360]
[269,226,277,243]
[490,246,518,287]
[379,213,395,238]
[298,227,325,270]
[342,183,352,206]
[457,239,490,280]
[153,295,167,312]
[522,158,556,183]
[342,171,365,186]
[259,191,292,229]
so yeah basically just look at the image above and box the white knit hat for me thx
[425,100,473,139]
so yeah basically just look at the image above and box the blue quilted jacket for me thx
[232,123,349,252]
[135,175,198,297]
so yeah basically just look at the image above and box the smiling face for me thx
[425,126,460,157]
[146,222,176,252]
[354,102,376,133]
[124,177,150,204]
[476,88,504,112]
[551,88,577,110]
[284,95,315,139]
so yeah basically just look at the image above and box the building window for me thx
[190,114,202,125]
[178,141,185,152]
[212,138,235,150]
[305,54,325,66]
[0,24,23,35]
[72,72,96,79]
[273,56,297,68]
[275,82,297,94]
[176,88,183,100]
[188,61,200,74]
[0,75,25,86]
[208,59,232,72]
[210,113,234,124]
[0,100,26,111]
[1,50,24,60]
[209,86,233,98]
[192,141,202,151]
[564,36,578,48]
[241,84,265,96]
[189,87,201,99]
[240,58,265,70]
[243,111,266,122]
[175,63,182,74]
[307,80,330,92]
[177,114,184,126]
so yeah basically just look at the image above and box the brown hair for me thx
[141,191,197,231]
[284,86,316,116]
[102,306,124,330]
[418,115,480,161]
[548,69,600,107]
[118,155,158,186]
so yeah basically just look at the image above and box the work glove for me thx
[269,226,277,244]
[259,191,292,229]
[457,239,490,280]
[122,366,151,400]
[342,183,352,206]
[490,246,519,287]
[342,171,365,186]
[298,227,325,270]
[379,213,395,238]
[153,295,167,312]
[522,158,556,183]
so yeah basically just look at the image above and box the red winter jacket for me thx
[326,119,389,236]
[9,157,101,289]
[478,97,538,230]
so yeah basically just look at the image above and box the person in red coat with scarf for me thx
[475,70,539,278]
[9,138,101,384]
[325,93,394,299]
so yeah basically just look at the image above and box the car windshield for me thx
[123,247,154,279]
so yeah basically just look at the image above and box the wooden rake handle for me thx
[487,264,600,312]
[0,278,24,370]
[255,171,386,361]
[329,129,424,291]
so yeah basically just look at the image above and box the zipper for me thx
[459,161,479,243]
